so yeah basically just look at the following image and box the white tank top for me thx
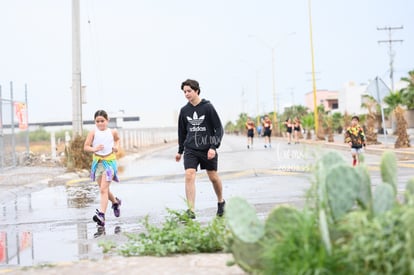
[92,127,114,156]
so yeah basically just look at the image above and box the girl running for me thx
[84,110,121,227]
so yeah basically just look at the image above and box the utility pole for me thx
[256,70,260,126]
[271,47,278,134]
[308,0,319,136]
[72,0,83,136]
[0,85,3,168]
[377,26,403,92]
[25,84,29,154]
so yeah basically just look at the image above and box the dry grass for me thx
[16,141,66,155]
[14,139,125,170]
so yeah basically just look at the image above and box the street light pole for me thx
[256,70,260,126]
[240,60,262,126]
[72,0,83,137]
[308,0,319,136]
[250,33,295,136]
[271,47,278,135]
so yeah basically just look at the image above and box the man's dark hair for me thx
[181,79,200,95]
[351,115,359,121]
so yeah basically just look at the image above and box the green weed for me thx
[98,240,117,253]
[119,209,227,257]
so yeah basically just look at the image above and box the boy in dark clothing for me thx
[175,79,225,219]
[344,115,366,166]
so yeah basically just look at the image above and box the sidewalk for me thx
[0,254,244,275]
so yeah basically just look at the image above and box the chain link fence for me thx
[0,82,29,169]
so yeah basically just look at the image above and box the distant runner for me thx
[344,115,366,166]
[262,115,272,148]
[245,117,255,149]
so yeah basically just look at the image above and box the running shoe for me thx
[93,209,105,227]
[112,197,122,217]
[217,200,226,217]
[186,209,196,219]
[353,159,357,167]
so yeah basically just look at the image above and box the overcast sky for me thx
[0,0,412,127]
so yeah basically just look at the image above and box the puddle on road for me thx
[0,164,254,267]
[0,222,132,266]
[0,183,129,267]
[0,178,185,267]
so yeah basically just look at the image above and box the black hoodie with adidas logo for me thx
[177,99,223,154]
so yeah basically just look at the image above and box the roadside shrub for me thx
[64,135,91,170]
[118,209,226,256]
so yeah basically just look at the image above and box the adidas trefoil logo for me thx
[187,111,207,132]
[187,112,205,126]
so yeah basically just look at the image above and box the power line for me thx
[377,25,403,92]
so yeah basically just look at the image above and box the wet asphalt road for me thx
[1,135,413,267]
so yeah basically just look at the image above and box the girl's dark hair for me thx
[94,110,108,120]
[351,115,359,121]
[181,79,200,95]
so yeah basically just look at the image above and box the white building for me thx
[338,79,409,116]
[337,81,369,116]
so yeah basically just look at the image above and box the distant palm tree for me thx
[383,90,405,134]
[361,94,381,115]
[332,112,343,133]
[283,105,309,121]
[236,113,249,134]
[383,90,404,113]
[301,113,314,140]
[361,94,384,134]
[316,105,326,140]
[401,70,414,109]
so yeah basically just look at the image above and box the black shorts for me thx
[263,128,272,137]
[184,148,218,171]
[247,129,254,138]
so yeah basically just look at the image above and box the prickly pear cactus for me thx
[404,178,414,205]
[325,164,360,221]
[226,197,264,242]
[380,151,397,193]
[313,151,348,253]
[316,151,347,170]
[314,151,346,188]
[355,164,373,212]
[225,197,265,273]
[373,183,395,216]
[264,205,301,238]
[319,208,332,254]
[401,206,414,256]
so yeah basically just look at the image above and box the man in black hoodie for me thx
[175,79,225,219]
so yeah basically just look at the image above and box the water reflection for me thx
[0,221,116,266]
[0,231,33,265]
[0,186,117,267]
[93,226,122,238]
[93,226,106,238]
[66,181,98,208]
